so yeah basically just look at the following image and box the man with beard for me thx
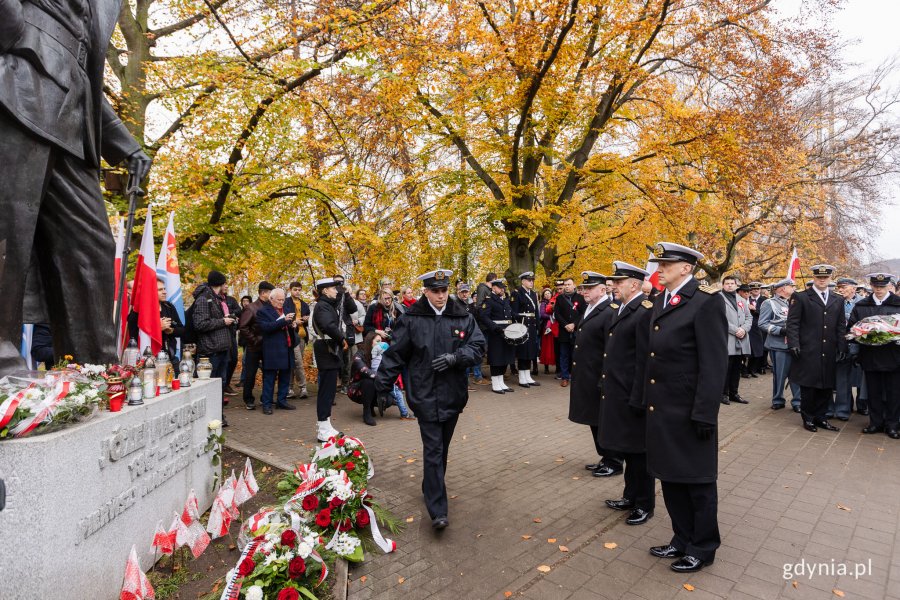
[600,262,654,525]
[510,271,541,387]
[568,272,619,477]
[376,269,485,529]
[643,242,726,573]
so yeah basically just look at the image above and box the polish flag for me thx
[206,483,235,540]
[120,545,155,600]
[151,520,175,555]
[113,218,131,356]
[645,252,662,291]
[131,206,162,355]
[787,247,800,281]
[234,458,259,506]
[176,490,210,558]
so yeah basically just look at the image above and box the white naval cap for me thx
[648,242,704,265]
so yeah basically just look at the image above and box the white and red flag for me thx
[206,487,235,539]
[151,520,175,555]
[120,544,155,600]
[234,458,259,506]
[645,252,662,291]
[787,247,800,281]
[176,490,210,558]
[113,217,131,355]
[131,206,162,354]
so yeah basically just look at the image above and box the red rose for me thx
[280,529,297,548]
[277,589,300,600]
[356,509,370,527]
[288,556,307,579]
[237,557,255,577]
[301,495,319,511]
[344,461,356,471]
[339,518,353,532]
[315,509,332,528]
[352,450,361,458]
[336,437,346,447]
[329,497,344,509]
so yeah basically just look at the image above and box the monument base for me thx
[0,379,221,599]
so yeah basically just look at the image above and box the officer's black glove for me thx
[431,353,458,372]
[790,347,801,358]
[628,404,645,418]
[692,420,716,441]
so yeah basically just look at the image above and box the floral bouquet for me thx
[846,314,900,346]
[221,518,329,600]
[0,370,102,439]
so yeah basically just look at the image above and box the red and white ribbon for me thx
[0,383,35,429]
[360,491,395,554]
[9,380,71,437]
[219,538,262,600]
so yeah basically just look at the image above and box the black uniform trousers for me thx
[317,368,339,421]
[864,370,900,430]
[589,425,623,468]
[0,110,117,372]
[622,452,655,511]
[800,386,833,422]
[661,481,720,561]
[418,416,459,519]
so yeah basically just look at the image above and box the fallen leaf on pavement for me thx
[537,565,551,573]
[450,495,458,499]
[261,466,269,472]
[603,542,618,549]
[533,518,542,523]
[504,592,513,598]
[572,476,580,480]
[836,504,851,512]
[521,535,532,540]
[405,517,414,523]
[406,458,416,463]
[806,471,813,475]
[833,590,845,597]
[683,583,694,591]
[359,576,367,583]
[547,538,557,543]
[792,581,798,589]
[398,577,405,584]
[555,459,564,463]
[559,545,569,552]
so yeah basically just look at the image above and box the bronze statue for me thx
[0,0,151,375]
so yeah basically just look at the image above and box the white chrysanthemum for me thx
[330,532,361,556]
[296,541,313,559]
[245,585,264,600]
[263,552,280,567]
[83,387,99,399]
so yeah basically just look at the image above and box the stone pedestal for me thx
[0,379,222,599]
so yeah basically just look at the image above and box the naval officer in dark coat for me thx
[643,242,727,573]
[478,279,516,394]
[786,264,848,433]
[599,262,655,525]
[510,271,541,387]
[567,272,621,477]
[312,277,347,442]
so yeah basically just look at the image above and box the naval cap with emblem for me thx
[649,241,704,265]
[608,261,650,280]
[417,269,454,289]
[554,279,565,286]
[772,278,795,289]
[581,271,606,287]
[315,277,340,291]
[835,277,858,286]
[748,281,762,289]
[810,264,835,277]
[490,277,507,289]
[519,271,536,280]
[867,273,892,287]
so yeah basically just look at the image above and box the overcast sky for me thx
[779,0,900,261]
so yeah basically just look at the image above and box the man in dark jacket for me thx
[376,269,486,529]
[554,277,585,386]
[128,277,185,364]
[222,285,242,396]
[848,273,900,438]
[237,282,274,410]
[192,271,237,426]
[643,242,727,573]
[284,281,311,399]
[333,275,360,393]
[256,288,298,414]
[312,277,347,442]
[786,264,848,433]
[600,262,654,526]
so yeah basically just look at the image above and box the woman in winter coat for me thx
[349,332,379,426]
[539,288,556,374]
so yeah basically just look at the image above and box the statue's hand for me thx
[126,149,152,183]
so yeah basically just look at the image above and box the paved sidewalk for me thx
[225,374,900,600]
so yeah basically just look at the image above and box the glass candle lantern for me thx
[156,350,171,394]
[142,354,157,399]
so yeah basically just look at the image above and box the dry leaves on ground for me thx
[537,565,551,573]
[405,517,414,523]
[603,542,618,549]
[836,504,851,512]
[398,577,405,584]
[504,592,513,598]
[833,590,845,597]
[683,583,694,591]
[406,458,416,463]
[359,576,367,583]
[547,538,557,543]
[559,545,569,552]
[533,518,542,523]
[521,535,532,540]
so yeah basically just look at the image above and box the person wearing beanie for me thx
[238,281,276,410]
[192,270,237,426]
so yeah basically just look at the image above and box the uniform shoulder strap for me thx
[641,300,653,309]
[699,285,718,295]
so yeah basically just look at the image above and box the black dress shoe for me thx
[815,420,840,432]
[518,383,531,388]
[720,397,731,405]
[862,425,884,434]
[649,544,684,559]
[503,387,515,393]
[592,464,624,477]
[750,372,759,378]
[836,416,850,422]
[529,381,541,387]
[626,508,653,525]
[670,555,711,573]
[857,408,869,416]
[263,407,273,415]
[432,516,448,529]
[605,498,635,511]
[793,406,801,413]
[245,403,256,411]
[802,420,817,432]
[887,429,900,440]
[276,403,297,410]
[731,395,749,404]
[492,389,506,395]
[771,404,785,410]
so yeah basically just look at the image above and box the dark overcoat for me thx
[510,286,541,361]
[478,292,515,366]
[312,297,346,370]
[256,303,298,371]
[376,296,486,422]
[848,293,900,372]
[643,278,727,484]
[599,294,653,454]
[748,294,765,358]
[554,292,585,343]
[568,300,612,425]
[786,287,848,388]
